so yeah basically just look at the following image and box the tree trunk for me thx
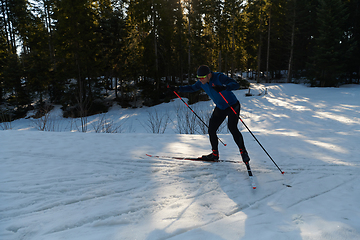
[2,0,16,53]
[266,9,271,83]
[188,10,191,83]
[231,20,235,78]
[218,50,222,72]
[287,0,296,83]
[257,34,262,83]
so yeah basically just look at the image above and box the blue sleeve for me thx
[218,74,240,91]
[178,81,202,93]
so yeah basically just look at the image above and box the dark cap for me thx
[197,65,211,77]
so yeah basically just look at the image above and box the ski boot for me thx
[241,149,250,163]
[201,150,219,161]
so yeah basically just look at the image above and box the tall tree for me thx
[343,0,360,83]
[217,0,244,76]
[243,0,268,82]
[22,12,52,104]
[289,0,318,80]
[0,31,12,103]
[172,0,187,85]
[310,0,349,86]
[1,0,32,105]
[53,0,102,126]
[1,0,16,54]
[186,0,207,78]
[286,0,296,83]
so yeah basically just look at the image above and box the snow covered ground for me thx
[1,83,360,240]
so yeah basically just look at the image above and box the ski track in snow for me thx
[1,83,360,240]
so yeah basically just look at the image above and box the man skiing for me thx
[168,65,250,163]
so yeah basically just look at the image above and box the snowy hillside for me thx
[1,83,360,240]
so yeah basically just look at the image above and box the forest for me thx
[1,0,359,120]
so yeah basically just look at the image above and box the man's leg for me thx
[227,102,250,162]
[208,107,227,152]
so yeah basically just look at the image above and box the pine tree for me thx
[22,13,52,104]
[343,0,360,83]
[243,0,268,81]
[310,0,349,86]
[1,0,32,106]
[0,32,11,103]
[53,0,101,114]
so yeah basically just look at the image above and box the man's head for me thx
[197,65,212,84]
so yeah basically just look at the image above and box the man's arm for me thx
[219,74,240,91]
[178,81,202,92]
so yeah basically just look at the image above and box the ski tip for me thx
[146,154,152,157]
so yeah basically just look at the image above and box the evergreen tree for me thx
[99,1,127,101]
[2,0,359,113]
[216,0,244,76]
[343,0,360,83]
[1,0,32,106]
[309,0,349,86]
[243,0,268,81]
[231,1,248,74]
[187,0,208,74]
[172,0,187,86]
[0,13,9,103]
[22,12,52,104]
[53,0,102,113]
[264,0,288,80]
[287,0,318,80]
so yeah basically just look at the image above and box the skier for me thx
[168,65,250,163]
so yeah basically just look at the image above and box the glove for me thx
[167,85,179,91]
[212,85,227,92]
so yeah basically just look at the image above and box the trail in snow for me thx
[1,83,360,240]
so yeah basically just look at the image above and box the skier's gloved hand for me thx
[212,85,227,92]
[167,85,179,92]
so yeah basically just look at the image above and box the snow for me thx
[1,83,360,240]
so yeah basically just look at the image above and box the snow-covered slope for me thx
[1,83,360,240]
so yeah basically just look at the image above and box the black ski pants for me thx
[208,101,246,152]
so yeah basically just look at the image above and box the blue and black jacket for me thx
[178,72,240,110]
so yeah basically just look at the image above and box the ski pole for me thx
[218,91,284,174]
[172,90,227,146]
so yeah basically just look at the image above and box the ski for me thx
[244,161,257,189]
[145,154,240,163]
[146,154,256,189]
